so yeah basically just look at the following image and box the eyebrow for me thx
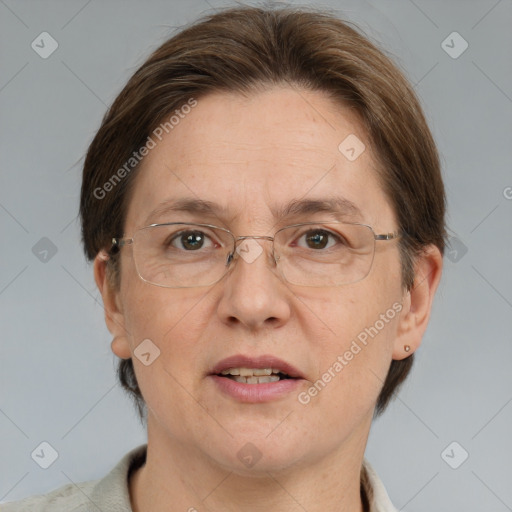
[144,196,364,226]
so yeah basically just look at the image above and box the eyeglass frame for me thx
[109,221,401,288]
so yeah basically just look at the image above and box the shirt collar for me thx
[362,458,398,512]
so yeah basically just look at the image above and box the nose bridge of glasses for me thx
[234,235,276,254]
[235,235,274,243]
[227,235,279,267]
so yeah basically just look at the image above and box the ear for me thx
[94,252,131,359]
[393,244,443,360]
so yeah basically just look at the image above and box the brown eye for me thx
[170,230,211,251]
[298,229,341,250]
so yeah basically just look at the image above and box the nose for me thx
[215,237,291,331]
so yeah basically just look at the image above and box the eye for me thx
[295,229,345,250]
[169,230,215,251]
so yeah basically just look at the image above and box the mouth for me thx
[217,367,295,384]
[209,355,304,403]
[211,354,303,380]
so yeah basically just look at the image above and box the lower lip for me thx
[209,375,303,402]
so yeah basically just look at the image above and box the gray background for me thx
[1,0,511,510]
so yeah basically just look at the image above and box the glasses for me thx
[111,221,400,288]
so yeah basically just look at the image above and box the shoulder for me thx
[1,445,147,512]
[1,480,98,512]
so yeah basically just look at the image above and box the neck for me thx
[130,418,371,512]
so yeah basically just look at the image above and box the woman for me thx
[4,5,444,511]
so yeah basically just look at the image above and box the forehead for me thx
[125,87,395,231]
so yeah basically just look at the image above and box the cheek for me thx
[122,282,211,356]
[120,284,215,428]
[298,273,399,348]
[297,277,402,409]
[119,247,209,342]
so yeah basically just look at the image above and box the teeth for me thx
[252,368,272,376]
[231,375,281,384]
[220,367,275,377]
[221,368,240,375]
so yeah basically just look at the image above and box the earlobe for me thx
[111,335,132,359]
[392,245,443,360]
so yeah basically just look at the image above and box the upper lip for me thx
[210,354,304,379]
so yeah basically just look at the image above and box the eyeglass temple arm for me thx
[111,237,134,247]
[374,232,400,240]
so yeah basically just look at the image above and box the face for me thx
[104,87,409,473]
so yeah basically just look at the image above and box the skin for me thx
[94,86,442,512]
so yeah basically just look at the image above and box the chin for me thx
[199,427,313,476]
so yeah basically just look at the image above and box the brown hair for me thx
[80,5,446,421]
